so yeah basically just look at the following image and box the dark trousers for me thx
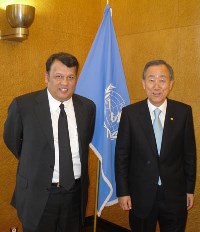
[129,186,188,232]
[23,180,81,232]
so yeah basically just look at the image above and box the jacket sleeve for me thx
[4,99,23,159]
[89,102,96,143]
[184,106,196,193]
[115,108,131,197]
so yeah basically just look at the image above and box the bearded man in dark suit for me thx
[115,60,196,232]
[4,52,96,232]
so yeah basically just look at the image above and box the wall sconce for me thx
[0,4,35,42]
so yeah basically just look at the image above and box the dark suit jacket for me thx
[115,99,196,218]
[4,88,96,230]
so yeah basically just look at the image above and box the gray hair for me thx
[143,60,174,80]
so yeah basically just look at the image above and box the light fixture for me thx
[0,4,35,42]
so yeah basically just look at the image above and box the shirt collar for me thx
[147,99,167,115]
[47,89,73,111]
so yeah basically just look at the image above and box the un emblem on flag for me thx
[104,84,126,140]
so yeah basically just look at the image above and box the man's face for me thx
[45,60,77,102]
[142,64,174,107]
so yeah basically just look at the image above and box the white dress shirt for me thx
[147,99,167,127]
[47,90,81,183]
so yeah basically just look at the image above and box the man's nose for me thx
[61,77,69,83]
[154,80,161,88]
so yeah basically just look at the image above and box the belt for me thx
[51,178,81,188]
[51,182,60,187]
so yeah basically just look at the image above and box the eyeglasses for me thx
[53,74,76,81]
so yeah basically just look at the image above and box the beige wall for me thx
[100,0,200,231]
[0,0,200,231]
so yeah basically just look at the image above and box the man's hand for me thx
[187,193,194,210]
[118,196,132,211]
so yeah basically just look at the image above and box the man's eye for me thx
[160,79,166,83]
[67,76,75,80]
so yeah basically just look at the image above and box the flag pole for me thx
[93,159,100,232]
[107,0,109,4]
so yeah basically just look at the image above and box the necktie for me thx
[58,103,75,190]
[153,108,163,155]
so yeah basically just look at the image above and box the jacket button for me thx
[50,165,54,169]
[147,161,151,164]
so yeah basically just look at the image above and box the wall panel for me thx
[0,0,200,231]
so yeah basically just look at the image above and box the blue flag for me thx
[75,4,130,216]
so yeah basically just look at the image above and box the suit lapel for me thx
[34,89,54,153]
[72,94,84,161]
[138,100,158,155]
[160,100,175,157]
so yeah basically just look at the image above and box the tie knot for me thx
[154,108,161,118]
[59,103,65,112]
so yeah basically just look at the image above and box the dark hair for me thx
[143,60,174,80]
[46,52,79,74]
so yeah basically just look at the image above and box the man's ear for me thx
[45,72,49,84]
[142,79,146,90]
[169,80,174,90]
